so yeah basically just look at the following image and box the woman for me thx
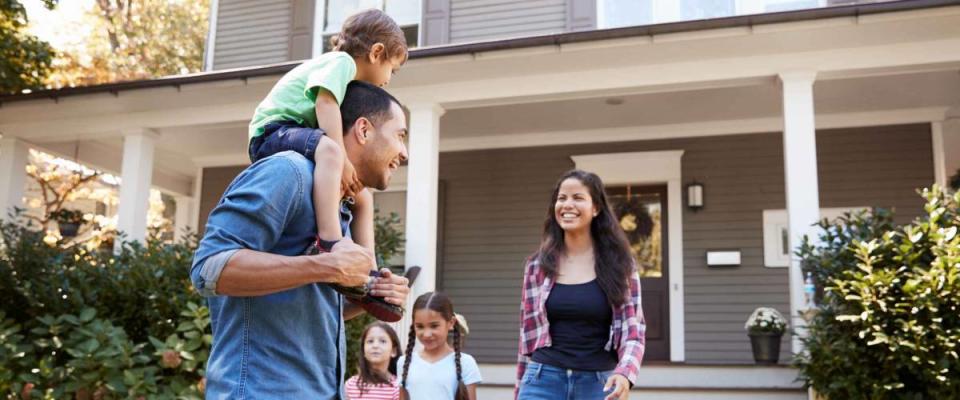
[516,169,646,400]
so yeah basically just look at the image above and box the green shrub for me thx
[1,208,406,395]
[344,210,405,377]
[0,214,206,399]
[796,186,960,399]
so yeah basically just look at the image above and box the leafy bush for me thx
[1,207,406,396]
[796,187,960,399]
[0,214,206,399]
[344,210,405,377]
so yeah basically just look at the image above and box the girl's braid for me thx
[401,321,416,392]
[453,322,468,400]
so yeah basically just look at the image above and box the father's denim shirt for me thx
[190,151,353,399]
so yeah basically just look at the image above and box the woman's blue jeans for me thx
[517,361,614,400]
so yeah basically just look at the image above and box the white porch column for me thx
[779,71,821,354]
[933,121,947,188]
[0,137,29,219]
[174,195,197,241]
[939,117,960,188]
[403,103,445,297]
[116,129,157,244]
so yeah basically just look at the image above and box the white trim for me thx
[312,0,327,57]
[571,150,686,362]
[0,137,29,218]
[174,195,196,240]
[191,167,203,233]
[203,0,220,71]
[401,103,445,344]
[779,71,820,354]
[932,121,947,188]
[762,207,867,268]
[440,107,949,152]
[116,129,158,245]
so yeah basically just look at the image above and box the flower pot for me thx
[748,331,782,365]
[58,222,80,238]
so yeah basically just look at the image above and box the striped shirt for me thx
[345,375,399,400]
[516,256,646,397]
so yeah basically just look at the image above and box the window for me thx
[762,207,866,267]
[607,186,664,278]
[598,0,829,29]
[679,0,735,20]
[598,0,653,29]
[317,0,420,55]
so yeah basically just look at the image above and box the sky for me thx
[23,0,96,49]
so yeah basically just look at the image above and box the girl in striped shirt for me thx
[346,322,402,400]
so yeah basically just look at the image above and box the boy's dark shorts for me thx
[249,121,326,163]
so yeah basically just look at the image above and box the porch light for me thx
[687,182,704,211]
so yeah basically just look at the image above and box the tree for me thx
[45,0,210,88]
[0,0,56,94]
[21,150,174,248]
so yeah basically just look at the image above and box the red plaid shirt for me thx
[515,256,646,396]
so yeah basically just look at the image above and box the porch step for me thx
[478,386,807,400]
[477,363,807,400]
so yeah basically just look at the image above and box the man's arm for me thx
[190,155,373,297]
[350,189,375,252]
[217,244,373,297]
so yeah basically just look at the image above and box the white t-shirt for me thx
[397,351,482,400]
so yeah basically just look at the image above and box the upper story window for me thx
[598,0,832,29]
[317,0,420,55]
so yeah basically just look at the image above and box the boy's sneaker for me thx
[305,236,405,322]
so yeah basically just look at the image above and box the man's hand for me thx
[370,268,410,306]
[327,239,376,287]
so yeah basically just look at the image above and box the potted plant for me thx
[50,208,85,238]
[745,307,787,365]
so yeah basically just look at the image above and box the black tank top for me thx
[531,279,618,371]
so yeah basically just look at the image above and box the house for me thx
[2,0,960,398]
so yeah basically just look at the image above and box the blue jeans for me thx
[249,121,323,163]
[518,361,614,400]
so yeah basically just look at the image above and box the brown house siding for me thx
[439,124,932,363]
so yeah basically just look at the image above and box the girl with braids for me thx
[516,169,647,400]
[247,9,409,320]
[346,322,402,400]
[398,292,482,400]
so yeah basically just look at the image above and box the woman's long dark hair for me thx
[537,169,633,307]
[356,321,401,395]
[401,292,469,400]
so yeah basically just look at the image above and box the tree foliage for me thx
[0,0,56,94]
[45,0,209,88]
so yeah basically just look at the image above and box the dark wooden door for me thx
[607,184,670,361]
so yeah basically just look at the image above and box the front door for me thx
[607,185,670,361]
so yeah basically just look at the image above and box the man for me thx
[190,81,411,399]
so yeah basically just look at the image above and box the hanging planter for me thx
[50,209,85,239]
[745,307,787,365]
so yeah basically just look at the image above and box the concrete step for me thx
[478,386,807,400]
[476,363,808,400]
